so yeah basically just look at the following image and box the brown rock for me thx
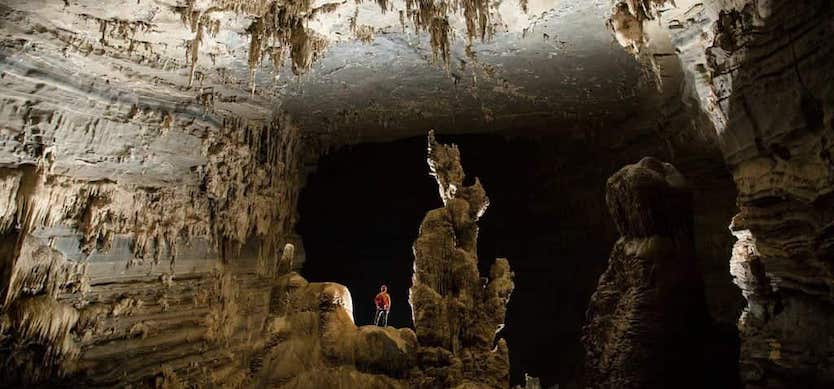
[583,157,709,389]
[410,132,514,389]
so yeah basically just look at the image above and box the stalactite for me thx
[246,19,264,95]
[239,1,337,90]
[353,25,375,44]
[429,17,452,66]
[605,0,673,90]
[0,113,302,270]
[171,0,507,90]
[187,14,206,88]
[6,295,80,364]
[0,237,85,384]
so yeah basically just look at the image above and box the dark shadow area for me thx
[298,132,742,388]
[298,140,439,329]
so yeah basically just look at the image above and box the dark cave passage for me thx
[298,139,439,330]
[1,1,831,387]
[299,132,743,387]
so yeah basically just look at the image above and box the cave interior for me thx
[0,0,832,388]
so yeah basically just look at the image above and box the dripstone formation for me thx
[251,250,418,389]
[0,0,831,386]
[237,132,516,389]
[409,131,515,389]
[582,157,709,389]
[0,116,304,387]
[605,0,834,386]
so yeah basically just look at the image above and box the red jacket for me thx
[375,292,391,310]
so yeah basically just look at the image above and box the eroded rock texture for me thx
[583,157,709,389]
[409,131,514,388]
[0,75,305,385]
[606,0,834,386]
[252,261,418,389]
[0,8,310,385]
[706,2,834,386]
[0,234,289,387]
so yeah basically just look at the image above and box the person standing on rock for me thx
[374,285,391,327]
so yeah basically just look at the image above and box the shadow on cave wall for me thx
[298,132,743,388]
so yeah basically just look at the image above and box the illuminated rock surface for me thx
[605,0,834,387]
[409,132,514,388]
[253,267,418,389]
[0,0,830,387]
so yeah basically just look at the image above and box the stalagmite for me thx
[409,130,514,388]
[0,0,830,386]
[276,243,295,275]
[582,157,709,389]
[618,1,834,386]
[230,131,515,388]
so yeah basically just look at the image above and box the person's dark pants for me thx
[375,308,389,327]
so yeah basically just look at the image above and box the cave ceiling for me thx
[0,0,668,139]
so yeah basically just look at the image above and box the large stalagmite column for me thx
[409,131,514,389]
[582,157,709,389]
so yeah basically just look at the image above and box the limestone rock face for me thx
[582,157,709,389]
[640,1,834,386]
[409,131,514,389]
[251,268,418,389]
[708,2,834,386]
[604,0,834,386]
[0,113,304,386]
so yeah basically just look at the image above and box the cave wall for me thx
[0,235,280,386]
[0,109,303,386]
[0,8,307,381]
[609,0,834,386]
[674,1,833,386]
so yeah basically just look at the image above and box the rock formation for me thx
[709,2,834,385]
[604,1,834,386]
[251,259,418,389]
[409,131,514,388]
[582,157,709,389]
[0,0,830,386]
[0,112,304,386]
[167,131,514,389]
[0,128,518,387]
